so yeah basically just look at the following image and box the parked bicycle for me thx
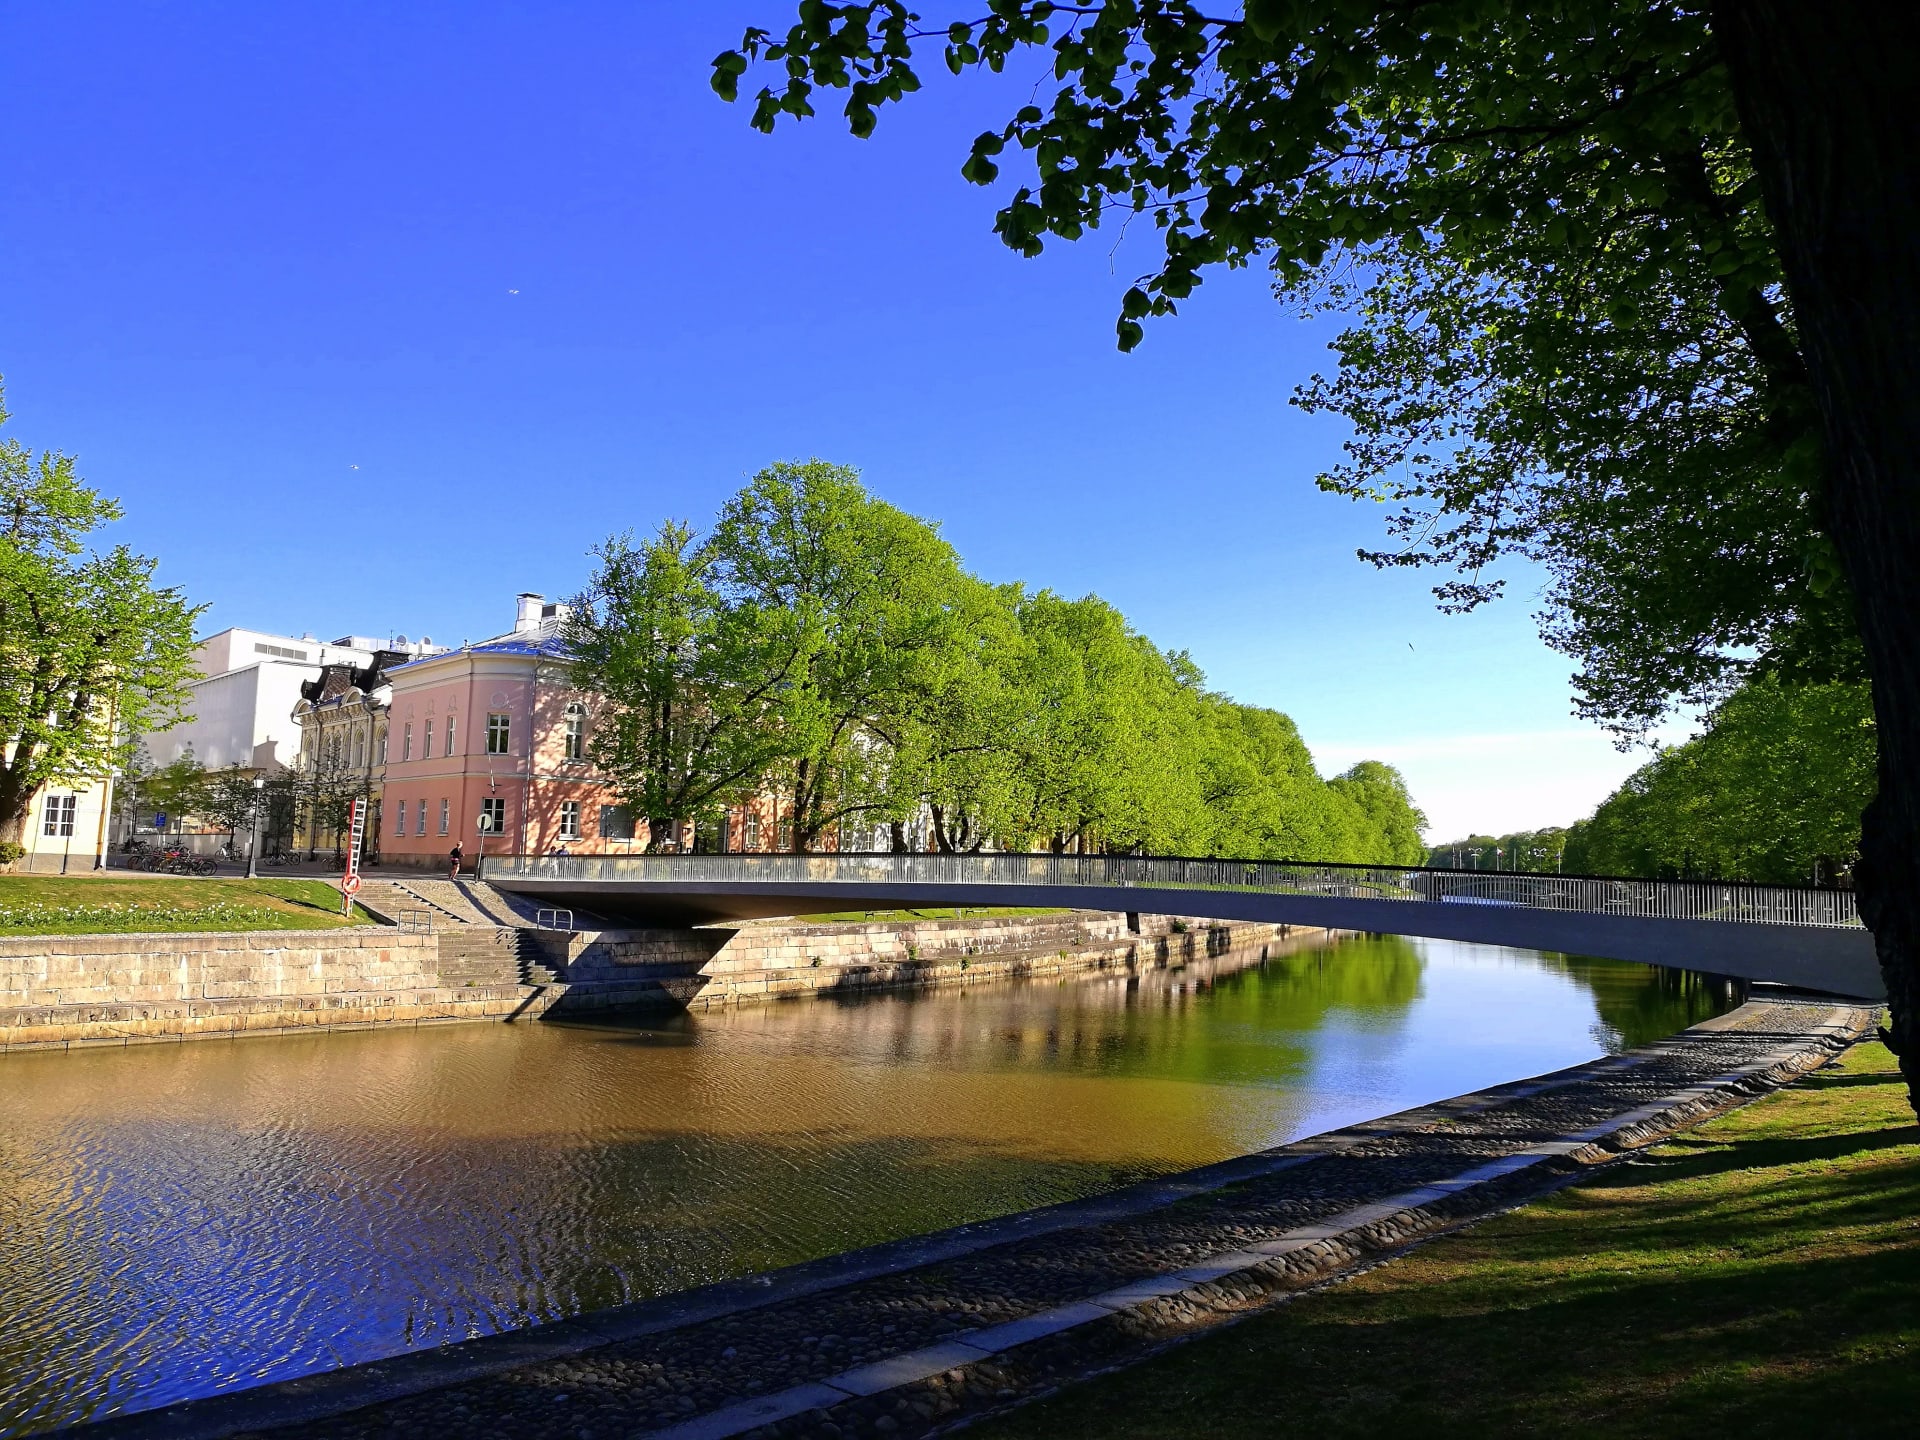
[136,846,215,876]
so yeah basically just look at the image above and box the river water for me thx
[0,935,1733,1434]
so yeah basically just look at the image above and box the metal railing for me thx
[535,907,576,932]
[492,852,1863,930]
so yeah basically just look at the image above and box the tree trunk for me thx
[890,819,909,853]
[1713,1,1920,1114]
[0,760,33,847]
[648,816,674,851]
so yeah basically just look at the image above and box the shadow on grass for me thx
[1622,1123,1920,1182]
[981,1219,1920,1440]
[1798,1070,1904,1089]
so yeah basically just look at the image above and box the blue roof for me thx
[386,628,573,672]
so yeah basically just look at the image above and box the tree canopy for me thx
[714,1,1838,739]
[0,383,201,845]
[711,0,1920,1109]
[569,461,1426,860]
[1562,674,1873,886]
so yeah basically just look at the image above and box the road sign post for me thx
[342,798,367,916]
[475,810,493,882]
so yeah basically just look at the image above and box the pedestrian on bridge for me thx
[448,841,463,880]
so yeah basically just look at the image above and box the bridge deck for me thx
[486,854,1882,1001]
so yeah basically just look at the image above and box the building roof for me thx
[386,620,574,673]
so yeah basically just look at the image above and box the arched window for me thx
[564,702,587,761]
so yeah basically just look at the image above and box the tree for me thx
[197,764,264,855]
[706,461,980,851]
[566,522,793,850]
[1326,761,1428,867]
[143,750,208,832]
[716,2,1920,1110]
[1563,675,1874,885]
[0,383,202,846]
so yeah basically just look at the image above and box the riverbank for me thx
[0,902,1301,1051]
[979,1034,1919,1440]
[69,996,1869,1440]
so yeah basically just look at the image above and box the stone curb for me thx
[64,1002,1868,1440]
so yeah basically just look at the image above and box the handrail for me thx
[488,852,1863,930]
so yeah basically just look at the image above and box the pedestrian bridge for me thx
[488,853,1883,1001]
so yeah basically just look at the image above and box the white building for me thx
[147,627,445,774]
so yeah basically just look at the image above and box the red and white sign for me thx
[341,873,363,896]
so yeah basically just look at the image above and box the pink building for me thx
[379,595,635,869]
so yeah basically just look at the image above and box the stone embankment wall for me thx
[0,909,1333,1051]
[536,910,1317,1013]
[0,929,527,1052]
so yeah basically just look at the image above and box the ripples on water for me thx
[0,936,1732,1433]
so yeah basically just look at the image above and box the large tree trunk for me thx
[1713,2,1920,1114]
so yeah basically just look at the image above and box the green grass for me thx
[787,906,1073,924]
[0,876,380,934]
[979,1040,1920,1440]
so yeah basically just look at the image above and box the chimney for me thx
[514,593,544,634]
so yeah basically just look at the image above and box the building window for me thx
[486,712,510,755]
[479,795,506,837]
[557,800,581,841]
[394,800,407,837]
[422,720,433,759]
[42,793,77,838]
[444,714,456,757]
[564,703,586,761]
[327,734,341,767]
[253,642,309,661]
[439,799,450,835]
[776,817,792,850]
[378,732,387,765]
[416,799,428,837]
[598,804,634,840]
[402,722,413,760]
[353,728,365,767]
[743,811,761,850]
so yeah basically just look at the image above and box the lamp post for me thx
[246,776,265,880]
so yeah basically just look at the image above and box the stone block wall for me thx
[0,928,532,1052]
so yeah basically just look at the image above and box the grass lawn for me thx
[786,906,1073,924]
[980,1039,1920,1440]
[0,876,380,934]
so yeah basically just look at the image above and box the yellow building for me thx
[10,775,114,873]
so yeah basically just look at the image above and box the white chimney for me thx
[514,593,544,634]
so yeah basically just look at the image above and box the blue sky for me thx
[0,1,1662,839]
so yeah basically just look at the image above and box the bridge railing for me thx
[493,853,1863,930]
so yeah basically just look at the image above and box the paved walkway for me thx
[82,997,1870,1440]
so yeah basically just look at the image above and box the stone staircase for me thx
[433,926,564,987]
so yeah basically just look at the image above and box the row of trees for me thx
[1426,829,1571,875]
[1434,676,1874,885]
[118,745,373,860]
[1557,676,1874,887]
[567,461,1427,860]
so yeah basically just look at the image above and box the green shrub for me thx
[0,841,25,868]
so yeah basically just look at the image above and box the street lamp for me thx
[246,776,265,880]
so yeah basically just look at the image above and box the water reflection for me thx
[0,936,1731,1433]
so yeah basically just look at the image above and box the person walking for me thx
[448,841,464,880]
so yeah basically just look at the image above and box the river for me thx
[0,934,1733,1434]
